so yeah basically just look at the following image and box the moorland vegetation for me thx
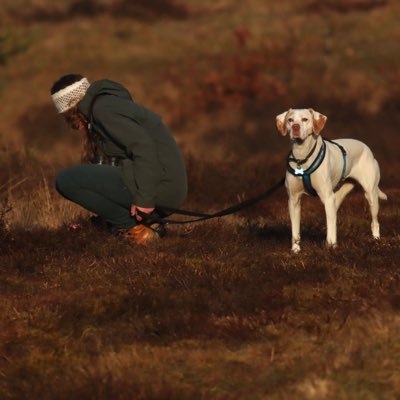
[0,1,399,398]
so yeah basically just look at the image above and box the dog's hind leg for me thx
[357,159,385,239]
[335,181,355,210]
[364,188,381,239]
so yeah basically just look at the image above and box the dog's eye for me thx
[288,118,294,122]
[302,118,308,122]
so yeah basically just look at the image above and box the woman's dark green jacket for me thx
[78,79,187,209]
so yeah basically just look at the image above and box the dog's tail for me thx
[378,188,388,201]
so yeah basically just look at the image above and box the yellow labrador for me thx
[276,108,387,253]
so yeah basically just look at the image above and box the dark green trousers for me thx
[56,164,137,229]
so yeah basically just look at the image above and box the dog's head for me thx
[276,108,327,141]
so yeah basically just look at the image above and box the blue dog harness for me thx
[287,138,347,196]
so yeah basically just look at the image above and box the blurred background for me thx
[0,0,399,228]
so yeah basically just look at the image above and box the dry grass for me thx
[0,0,400,399]
[0,159,399,399]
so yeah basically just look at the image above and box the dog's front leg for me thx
[288,192,302,253]
[321,192,337,248]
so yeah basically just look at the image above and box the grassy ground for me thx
[0,0,400,399]
[0,195,399,399]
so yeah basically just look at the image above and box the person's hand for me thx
[131,205,155,221]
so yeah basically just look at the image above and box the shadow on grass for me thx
[248,221,327,246]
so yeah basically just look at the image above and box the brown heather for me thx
[0,1,400,399]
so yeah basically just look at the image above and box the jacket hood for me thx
[78,79,133,118]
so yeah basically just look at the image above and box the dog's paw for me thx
[371,223,380,239]
[291,243,301,253]
[326,242,338,250]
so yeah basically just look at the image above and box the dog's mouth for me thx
[291,130,302,139]
[292,137,304,144]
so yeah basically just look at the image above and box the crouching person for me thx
[50,74,187,244]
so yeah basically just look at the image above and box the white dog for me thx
[276,108,387,253]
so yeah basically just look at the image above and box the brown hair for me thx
[63,106,99,163]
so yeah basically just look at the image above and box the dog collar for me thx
[288,135,318,166]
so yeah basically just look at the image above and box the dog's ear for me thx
[276,111,289,136]
[309,109,327,134]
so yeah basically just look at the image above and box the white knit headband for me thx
[51,77,90,113]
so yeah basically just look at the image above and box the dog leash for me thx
[137,177,286,226]
[87,94,286,226]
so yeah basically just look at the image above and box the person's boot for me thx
[122,223,167,245]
